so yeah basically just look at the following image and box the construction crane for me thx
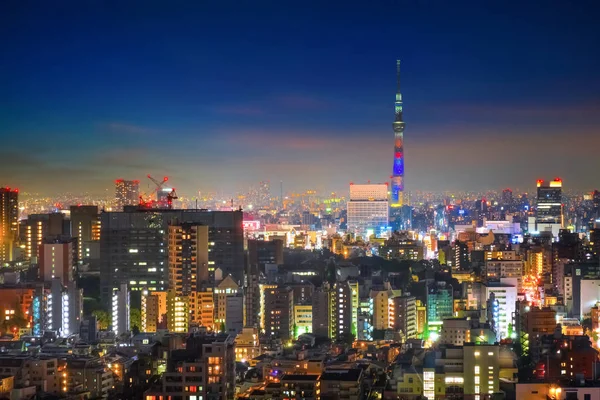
[139,175,175,209]
[147,175,169,200]
[167,188,178,208]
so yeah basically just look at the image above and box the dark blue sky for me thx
[2,1,599,196]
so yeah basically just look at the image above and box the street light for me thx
[548,385,562,399]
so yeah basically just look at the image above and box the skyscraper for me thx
[390,60,405,208]
[346,183,389,238]
[114,179,140,210]
[535,178,563,237]
[0,187,18,264]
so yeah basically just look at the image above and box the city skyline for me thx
[2,1,600,196]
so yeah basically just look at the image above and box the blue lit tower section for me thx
[390,60,405,208]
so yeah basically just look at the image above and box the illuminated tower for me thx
[390,60,405,208]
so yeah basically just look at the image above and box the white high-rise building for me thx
[47,278,82,337]
[112,283,130,336]
[483,282,517,340]
[347,183,389,239]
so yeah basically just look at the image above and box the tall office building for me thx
[347,183,389,238]
[390,60,405,208]
[99,209,243,306]
[70,205,100,264]
[114,179,140,210]
[535,178,563,237]
[0,187,18,264]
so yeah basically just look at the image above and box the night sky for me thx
[2,1,599,196]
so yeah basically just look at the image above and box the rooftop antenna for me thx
[395,59,403,122]
[396,60,401,98]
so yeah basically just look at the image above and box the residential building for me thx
[39,239,74,285]
[141,290,160,333]
[381,232,424,261]
[312,285,330,338]
[168,223,209,295]
[248,238,284,268]
[389,295,417,340]
[65,357,114,398]
[370,287,390,330]
[48,278,82,337]
[112,283,130,336]
[440,318,471,346]
[70,205,100,264]
[264,286,294,341]
[167,289,188,333]
[320,369,363,400]
[0,188,18,264]
[115,179,140,210]
[483,282,517,340]
[427,283,453,336]
[294,304,313,338]
[192,288,215,330]
[329,281,359,342]
[215,275,240,332]
[225,293,243,335]
[144,333,235,400]
[234,327,260,362]
[281,374,320,400]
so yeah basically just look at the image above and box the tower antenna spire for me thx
[396,59,401,96]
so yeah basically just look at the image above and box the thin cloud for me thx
[105,122,162,135]
[443,101,600,123]
[275,94,332,110]
[210,105,265,116]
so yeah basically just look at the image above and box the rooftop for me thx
[320,369,362,382]
[281,374,320,382]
